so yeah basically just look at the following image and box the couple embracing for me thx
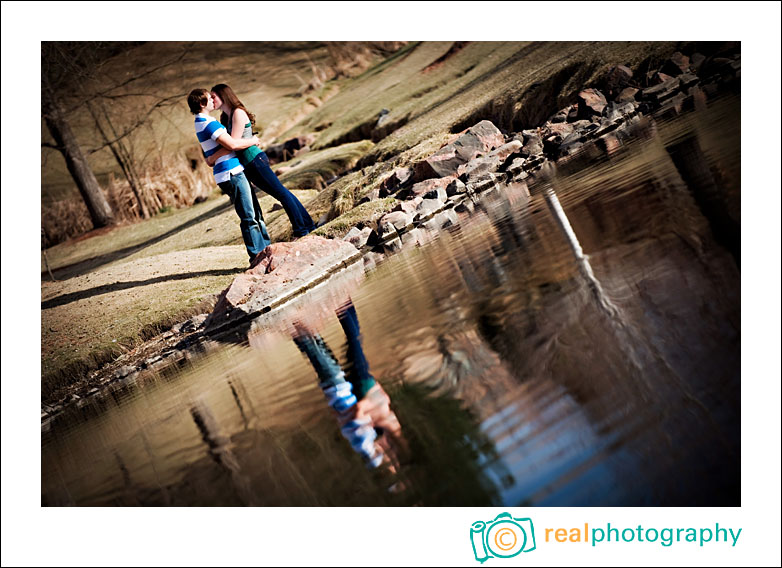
[187,84,315,267]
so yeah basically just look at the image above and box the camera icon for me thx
[470,513,536,563]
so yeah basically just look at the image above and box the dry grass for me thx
[279,41,685,160]
[42,150,215,247]
[41,246,248,401]
[42,188,320,278]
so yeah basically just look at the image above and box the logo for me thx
[470,513,536,563]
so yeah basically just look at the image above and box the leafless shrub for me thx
[42,149,215,248]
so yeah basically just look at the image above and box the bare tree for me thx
[42,44,116,228]
[42,42,187,223]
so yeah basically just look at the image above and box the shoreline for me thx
[41,46,741,423]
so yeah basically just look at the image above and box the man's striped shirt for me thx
[194,113,243,183]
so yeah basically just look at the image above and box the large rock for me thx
[377,211,413,233]
[506,156,526,176]
[660,52,690,77]
[392,197,423,215]
[616,87,639,103]
[548,107,571,123]
[649,71,675,86]
[640,76,681,103]
[457,140,522,183]
[690,52,706,73]
[398,176,457,200]
[521,132,543,157]
[604,101,637,123]
[543,122,576,139]
[379,167,414,196]
[413,146,464,180]
[542,122,576,155]
[604,65,634,97]
[577,88,608,119]
[465,172,503,195]
[678,73,699,90]
[245,262,366,345]
[343,226,373,249]
[413,198,444,223]
[459,155,499,183]
[413,120,504,180]
[205,236,362,334]
[460,120,505,153]
[489,139,523,162]
[445,178,467,196]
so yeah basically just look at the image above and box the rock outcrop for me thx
[412,120,505,181]
[205,236,362,334]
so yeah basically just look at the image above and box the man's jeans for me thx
[218,171,271,261]
[244,151,316,238]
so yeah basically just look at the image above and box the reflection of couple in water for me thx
[187,84,316,267]
[291,300,407,476]
[189,84,406,481]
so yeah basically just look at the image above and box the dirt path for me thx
[42,245,247,400]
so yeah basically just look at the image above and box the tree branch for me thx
[85,93,185,154]
[64,49,188,115]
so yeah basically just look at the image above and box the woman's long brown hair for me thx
[210,83,256,131]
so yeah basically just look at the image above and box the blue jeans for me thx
[244,151,316,238]
[293,302,376,400]
[218,171,271,262]
[337,303,375,400]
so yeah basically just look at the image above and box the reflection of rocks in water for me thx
[400,324,521,409]
[378,109,740,503]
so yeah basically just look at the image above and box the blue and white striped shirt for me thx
[194,113,243,183]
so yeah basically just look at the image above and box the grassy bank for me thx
[41,190,317,401]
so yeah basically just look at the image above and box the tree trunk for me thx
[42,93,115,228]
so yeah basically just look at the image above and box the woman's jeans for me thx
[218,171,271,262]
[244,151,316,238]
[293,303,376,401]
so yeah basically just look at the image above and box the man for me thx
[187,88,271,265]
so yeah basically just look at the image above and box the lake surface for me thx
[42,93,740,506]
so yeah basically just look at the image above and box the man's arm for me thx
[216,132,259,152]
[205,147,232,167]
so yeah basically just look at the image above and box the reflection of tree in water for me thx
[145,378,504,506]
[378,128,740,504]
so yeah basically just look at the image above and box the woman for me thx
[208,84,316,238]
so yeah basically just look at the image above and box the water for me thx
[42,94,740,506]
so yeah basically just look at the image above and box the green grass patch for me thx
[276,140,375,190]
[313,197,397,239]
